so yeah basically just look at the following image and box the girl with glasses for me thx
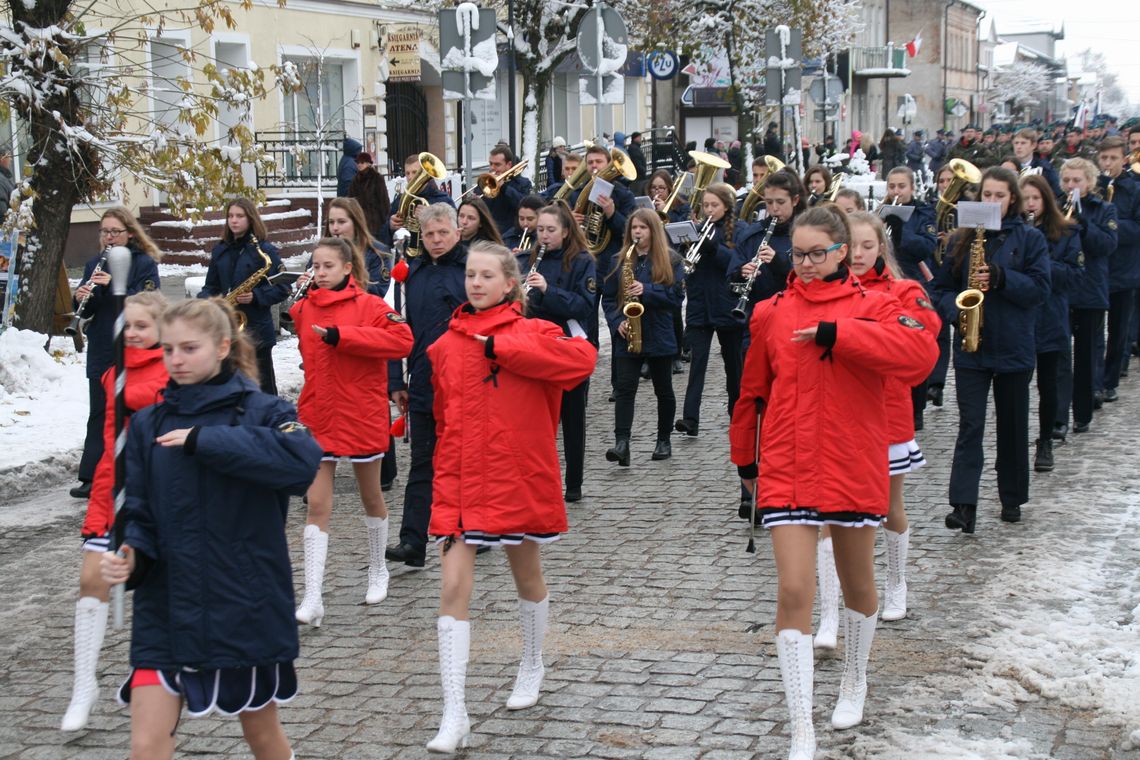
[730,205,937,760]
[70,207,162,500]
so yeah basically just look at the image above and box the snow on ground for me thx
[0,330,90,499]
[156,262,208,278]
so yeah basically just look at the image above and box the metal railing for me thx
[851,46,908,74]
[255,130,346,189]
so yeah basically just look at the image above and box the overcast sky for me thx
[971,0,1140,106]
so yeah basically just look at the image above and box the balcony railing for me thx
[255,130,346,190]
[851,46,910,78]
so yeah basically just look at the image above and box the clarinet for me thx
[66,247,110,336]
[523,244,547,295]
[730,217,778,320]
[286,267,315,307]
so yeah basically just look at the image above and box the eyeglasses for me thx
[100,228,128,236]
[790,243,843,263]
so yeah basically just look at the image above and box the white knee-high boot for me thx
[507,596,548,709]
[61,597,109,731]
[364,516,389,604]
[815,537,840,650]
[831,607,878,729]
[427,616,471,753]
[295,524,328,627]
[776,629,816,760]
[881,528,910,621]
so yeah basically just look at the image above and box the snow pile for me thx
[0,330,90,499]
[841,728,1047,759]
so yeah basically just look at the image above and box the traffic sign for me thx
[577,5,628,75]
[646,50,679,81]
[439,4,498,101]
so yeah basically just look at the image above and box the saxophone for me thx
[954,225,987,353]
[619,237,644,354]
[224,233,274,330]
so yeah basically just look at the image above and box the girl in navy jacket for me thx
[1021,173,1081,472]
[675,182,743,438]
[197,198,290,395]
[101,298,322,760]
[519,201,597,501]
[291,239,413,626]
[932,167,1051,532]
[71,207,161,498]
[602,209,685,466]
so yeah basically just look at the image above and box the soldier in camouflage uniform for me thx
[1053,126,1096,173]
[947,124,990,167]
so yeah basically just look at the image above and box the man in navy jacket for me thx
[478,144,533,235]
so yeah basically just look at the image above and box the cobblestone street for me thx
[2,337,1139,759]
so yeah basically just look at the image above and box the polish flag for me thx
[906,31,923,58]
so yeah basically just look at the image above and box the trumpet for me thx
[66,248,110,337]
[517,228,533,253]
[730,217,778,320]
[522,243,547,296]
[471,159,529,199]
[740,155,785,222]
[681,216,716,274]
[1063,188,1081,220]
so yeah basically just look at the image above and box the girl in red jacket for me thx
[424,241,596,753]
[62,292,169,732]
[729,205,937,760]
[290,238,414,627]
[848,211,941,622]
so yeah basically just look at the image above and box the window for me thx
[283,55,346,134]
[150,34,192,137]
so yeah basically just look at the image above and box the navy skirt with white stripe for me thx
[117,662,298,717]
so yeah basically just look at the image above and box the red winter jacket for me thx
[428,302,597,537]
[290,277,414,456]
[856,264,942,445]
[729,271,939,516]
[83,347,167,538]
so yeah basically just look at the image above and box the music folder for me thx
[955,201,1002,231]
[269,271,304,286]
[665,221,700,246]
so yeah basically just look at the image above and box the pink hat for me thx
[852,130,862,142]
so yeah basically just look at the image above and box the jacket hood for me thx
[162,371,260,415]
[343,138,363,157]
[125,345,165,369]
[309,275,364,306]
[786,267,863,303]
[449,301,524,336]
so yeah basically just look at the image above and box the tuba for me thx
[574,148,637,255]
[954,224,987,353]
[740,155,785,222]
[935,158,981,263]
[397,152,448,258]
[224,234,274,330]
[618,238,644,353]
[687,150,732,218]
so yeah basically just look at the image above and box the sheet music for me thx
[955,201,1002,231]
[588,177,614,204]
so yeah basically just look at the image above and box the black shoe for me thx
[608,392,615,403]
[913,414,924,433]
[381,480,394,493]
[674,418,699,437]
[1052,422,1068,441]
[927,385,944,407]
[945,504,976,534]
[672,359,684,375]
[680,347,692,363]
[1000,505,1022,523]
[640,362,651,380]
[564,487,582,502]
[1073,421,1090,434]
[1104,388,1119,402]
[605,439,631,467]
[1121,366,1129,378]
[69,481,91,499]
[651,439,672,460]
[738,496,754,520]
[1093,390,1104,409]
[385,542,426,568]
[1034,438,1054,472]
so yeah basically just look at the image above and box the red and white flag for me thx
[905,31,923,58]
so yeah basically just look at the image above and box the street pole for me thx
[463,98,474,189]
[507,0,517,151]
[594,2,604,142]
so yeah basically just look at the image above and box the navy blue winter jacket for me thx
[569,182,637,281]
[198,235,289,349]
[337,138,362,197]
[78,245,160,378]
[727,218,794,322]
[480,174,534,235]
[120,371,322,670]
[387,242,468,415]
[602,251,685,358]
[1067,193,1119,310]
[932,215,1051,373]
[1034,226,1083,354]
[685,217,744,329]
[884,202,938,285]
[1105,173,1140,292]
[516,246,597,341]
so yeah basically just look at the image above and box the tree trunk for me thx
[519,77,546,182]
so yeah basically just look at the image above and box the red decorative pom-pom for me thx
[391,259,409,283]
[389,414,406,437]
